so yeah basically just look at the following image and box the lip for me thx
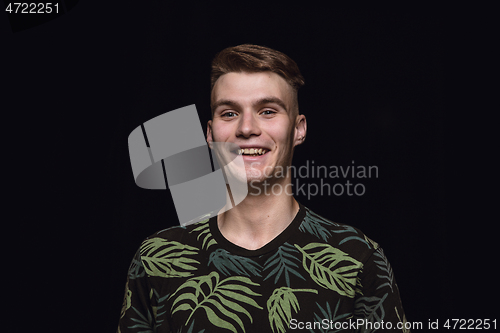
[229,144,271,152]
[230,144,271,160]
[241,153,268,161]
[237,144,271,150]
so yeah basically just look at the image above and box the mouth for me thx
[236,148,269,157]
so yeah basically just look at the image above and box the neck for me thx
[217,179,299,250]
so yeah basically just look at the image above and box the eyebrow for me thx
[211,96,288,113]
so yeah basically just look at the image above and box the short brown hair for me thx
[210,44,304,114]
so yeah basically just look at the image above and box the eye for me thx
[221,111,237,118]
[261,110,276,116]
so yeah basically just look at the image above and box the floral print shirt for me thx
[118,202,409,333]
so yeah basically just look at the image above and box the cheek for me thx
[210,123,233,141]
[267,128,294,150]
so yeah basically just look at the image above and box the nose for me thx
[235,111,261,138]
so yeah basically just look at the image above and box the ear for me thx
[207,120,214,148]
[293,114,307,147]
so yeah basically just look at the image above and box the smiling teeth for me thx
[237,148,267,155]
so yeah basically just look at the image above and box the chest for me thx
[149,246,361,333]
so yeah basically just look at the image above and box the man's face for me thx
[207,71,306,185]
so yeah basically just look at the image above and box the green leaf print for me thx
[150,288,169,328]
[364,234,379,250]
[181,319,206,333]
[120,281,132,319]
[310,300,350,333]
[373,248,394,292]
[262,242,305,287]
[300,209,372,249]
[190,219,217,250]
[140,238,200,278]
[170,271,263,333]
[295,243,362,297]
[299,209,334,241]
[208,248,262,277]
[128,250,145,280]
[353,293,387,333]
[395,307,410,333]
[330,224,371,249]
[128,306,154,332]
[267,287,318,333]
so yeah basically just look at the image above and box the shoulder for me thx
[148,218,210,238]
[299,206,379,263]
[138,218,213,252]
[134,219,214,278]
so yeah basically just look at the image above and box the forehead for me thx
[212,72,294,106]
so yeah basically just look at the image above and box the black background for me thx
[3,2,481,332]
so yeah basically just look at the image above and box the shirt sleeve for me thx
[117,247,159,333]
[353,246,410,332]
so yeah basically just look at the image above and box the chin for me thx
[226,163,276,185]
[245,170,267,183]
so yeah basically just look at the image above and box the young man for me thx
[118,44,409,332]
